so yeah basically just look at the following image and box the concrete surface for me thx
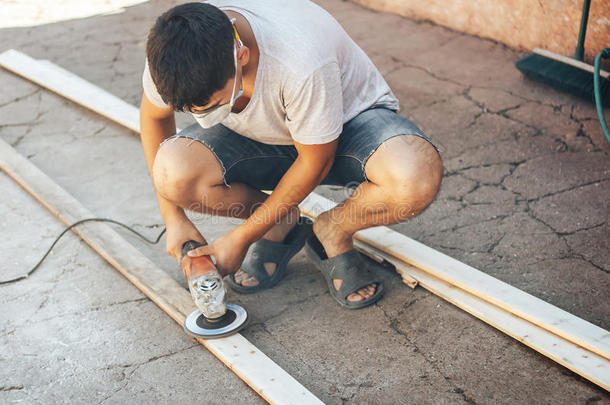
[0,0,609,403]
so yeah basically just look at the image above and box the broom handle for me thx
[574,0,591,61]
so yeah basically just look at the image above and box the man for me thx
[140,0,442,309]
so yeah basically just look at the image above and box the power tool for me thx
[181,240,248,339]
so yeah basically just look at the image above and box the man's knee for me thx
[366,135,443,209]
[152,137,224,205]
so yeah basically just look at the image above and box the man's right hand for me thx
[165,214,207,264]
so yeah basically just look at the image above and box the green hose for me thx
[594,47,610,143]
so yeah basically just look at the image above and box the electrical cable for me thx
[0,218,166,286]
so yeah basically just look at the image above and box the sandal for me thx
[226,216,313,293]
[304,232,384,309]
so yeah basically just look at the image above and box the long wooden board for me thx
[0,50,141,133]
[0,137,323,405]
[1,49,609,391]
[403,261,610,391]
[300,193,610,361]
[343,239,610,391]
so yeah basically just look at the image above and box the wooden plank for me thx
[0,137,323,405]
[299,193,610,362]
[2,49,609,388]
[353,239,417,289]
[342,240,610,391]
[0,49,140,133]
[397,261,610,391]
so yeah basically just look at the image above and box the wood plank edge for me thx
[300,194,610,360]
[316,215,610,390]
[0,49,141,133]
[359,231,610,361]
[399,263,610,392]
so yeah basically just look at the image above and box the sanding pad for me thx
[183,303,248,339]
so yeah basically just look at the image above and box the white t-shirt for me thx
[142,0,399,145]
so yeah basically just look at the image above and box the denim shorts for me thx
[163,107,438,190]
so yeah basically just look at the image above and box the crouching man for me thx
[139,1,442,309]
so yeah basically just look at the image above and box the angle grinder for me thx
[181,240,248,339]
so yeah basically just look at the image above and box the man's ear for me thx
[237,45,250,66]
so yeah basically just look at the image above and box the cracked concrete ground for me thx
[0,0,609,403]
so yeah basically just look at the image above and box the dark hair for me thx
[146,3,235,111]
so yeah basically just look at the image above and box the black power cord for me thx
[0,218,166,285]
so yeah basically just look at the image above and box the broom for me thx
[515,0,609,108]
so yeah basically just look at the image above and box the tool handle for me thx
[181,240,204,261]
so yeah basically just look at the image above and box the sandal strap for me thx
[327,250,380,299]
[238,219,310,282]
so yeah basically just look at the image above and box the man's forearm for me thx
[235,156,333,244]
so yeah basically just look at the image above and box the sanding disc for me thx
[183,303,248,339]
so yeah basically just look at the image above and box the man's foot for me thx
[312,212,377,302]
[233,206,301,287]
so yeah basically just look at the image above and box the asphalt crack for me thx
[522,197,609,274]
[568,104,604,153]
[517,179,608,203]
[557,222,606,237]
[376,304,476,404]
[383,55,467,90]
[0,88,41,109]
[251,291,327,326]
[98,344,199,404]
[0,385,24,392]
[462,88,543,137]
[8,296,150,329]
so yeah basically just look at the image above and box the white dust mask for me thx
[192,44,243,129]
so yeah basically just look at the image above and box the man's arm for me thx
[187,137,337,275]
[184,63,343,273]
[234,138,338,245]
[140,92,206,260]
[231,63,343,244]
